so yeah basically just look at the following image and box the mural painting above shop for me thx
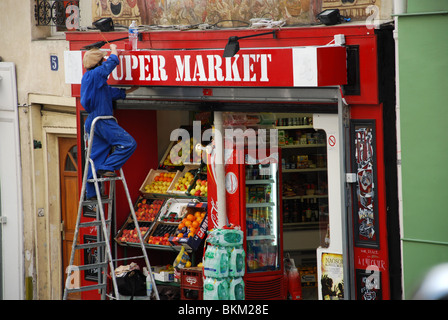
[92,0,391,28]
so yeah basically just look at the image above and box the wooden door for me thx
[59,137,80,300]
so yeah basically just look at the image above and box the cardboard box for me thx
[157,198,192,222]
[154,270,175,282]
[174,202,208,251]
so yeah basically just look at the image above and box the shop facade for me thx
[65,22,399,300]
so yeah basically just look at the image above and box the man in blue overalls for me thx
[81,43,139,200]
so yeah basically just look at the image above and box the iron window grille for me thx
[34,0,79,28]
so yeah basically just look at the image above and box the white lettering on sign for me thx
[172,53,271,83]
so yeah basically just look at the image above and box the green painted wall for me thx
[398,8,448,298]
[407,0,448,13]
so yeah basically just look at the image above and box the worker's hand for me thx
[125,86,140,94]
[110,43,118,56]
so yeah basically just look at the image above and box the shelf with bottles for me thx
[277,116,326,148]
[283,194,328,201]
[281,152,327,172]
[282,197,328,230]
[246,239,279,273]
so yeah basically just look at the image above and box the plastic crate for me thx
[181,287,203,300]
[181,267,203,289]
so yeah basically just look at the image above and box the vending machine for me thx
[208,138,285,299]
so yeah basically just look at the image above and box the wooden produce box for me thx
[167,165,200,195]
[139,169,178,198]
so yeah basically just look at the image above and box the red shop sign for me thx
[66,46,347,87]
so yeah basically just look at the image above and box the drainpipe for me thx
[214,111,227,228]
[393,0,406,300]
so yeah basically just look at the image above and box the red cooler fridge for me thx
[209,142,285,299]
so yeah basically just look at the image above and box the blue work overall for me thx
[81,54,137,199]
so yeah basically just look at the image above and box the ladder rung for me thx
[82,199,113,205]
[87,176,122,183]
[79,220,111,228]
[74,262,108,271]
[75,241,106,250]
[66,283,106,293]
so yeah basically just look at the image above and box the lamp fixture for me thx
[93,17,115,32]
[316,9,351,26]
[222,30,277,58]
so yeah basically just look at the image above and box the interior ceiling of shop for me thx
[116,86,340,113]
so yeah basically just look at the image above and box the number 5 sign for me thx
[50,55,58,71]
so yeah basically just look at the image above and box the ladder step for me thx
[79,220,111,228]
[74,262,108,271]
[87,176,123,183]
[66,283,106,293]
[82,199,113,205]
[75,241,106,250]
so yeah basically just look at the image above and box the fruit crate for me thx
[169,202,208,251]
[114,197,165,246]
[167,165,200,195]
[185,172,208,198]
[146,221,179,247]
[158,141,185,170]
[134,197,165,222]
[159,137,204,170]
[114,220,153,246]
[139,169,179,198]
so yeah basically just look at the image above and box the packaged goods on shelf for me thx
[299,266,317,287]
[152,265,175,282]
[203,227,245,300]
[139,169,178,197]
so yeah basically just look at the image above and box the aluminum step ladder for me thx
[63,116,159,300]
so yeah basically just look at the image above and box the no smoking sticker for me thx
[328,134,336,150]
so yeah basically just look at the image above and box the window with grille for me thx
[34,0,80,31]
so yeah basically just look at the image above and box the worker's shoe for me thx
[97,170,117,177]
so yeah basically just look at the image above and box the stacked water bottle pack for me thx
[203,227,246,300]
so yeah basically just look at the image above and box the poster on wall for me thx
[321,253,344,300]
[355,268,382,300]
[351,120,379,248]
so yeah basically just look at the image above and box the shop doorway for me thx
[58,137,80,300]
